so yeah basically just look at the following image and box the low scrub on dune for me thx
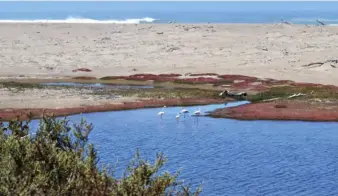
[72,76,97,80]
[100,75,177,82]
[0,116,201,195]
[158,74,182,77]
[218,74,258,82]
[116,88,221,99]
[174,77,220,84]
[0,82,43,92]
[72,68,92,72]
[189,73,219,76]
[248,84,338,103]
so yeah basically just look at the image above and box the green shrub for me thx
[0,117,201,195]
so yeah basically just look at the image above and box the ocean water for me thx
[26,102,338,196]
[1,1,338,25]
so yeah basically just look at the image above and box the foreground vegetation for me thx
[0,117,201,195]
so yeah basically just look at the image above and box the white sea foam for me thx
[0,17,157,24]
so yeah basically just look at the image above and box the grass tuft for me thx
[72,76,97,80]
[0,82,43,92]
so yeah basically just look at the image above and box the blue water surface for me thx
[27,101,338,196]
[1,1,338,24]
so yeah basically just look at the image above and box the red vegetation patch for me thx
[262,79,295,85]
[98,74,299,89]
[210,101,338,121]
[130,74,158,77]
[0,98,224,121]
[96,73,338,93]
[189,73,219,76]
[157,74,182,77]
[100,76,126,80]
[100,74,178,82]
[175,77,221,84]
[218,74,258,82]
[72,76,97,80]
[274,104,287,108]
[232,81,252,87]
[72,68,92,72]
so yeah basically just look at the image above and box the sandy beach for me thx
[0,87,138,109]
[1,23,338,85]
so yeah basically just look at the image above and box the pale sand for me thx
[1,23,338,84]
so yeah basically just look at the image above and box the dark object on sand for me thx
[219,89,247,99]
[316,19,325,26]
[281,19,292,25]
[72,68,92,72]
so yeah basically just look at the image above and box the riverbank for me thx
[0,98,224,121]
[1,73,338,121]
[210,82,338,121]
[0,79,229,120]
[210,100,338,122]
[1,23,338,85]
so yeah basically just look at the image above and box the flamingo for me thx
[194,108,201,116]
[193,108,202,124]
[175,113,180,120]
[158,106,166,119]
[180,107,189,118]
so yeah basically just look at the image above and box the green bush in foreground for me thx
[0,117,201,196]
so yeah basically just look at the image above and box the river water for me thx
[28,101,338,196]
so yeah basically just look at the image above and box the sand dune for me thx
[1,23,338,84]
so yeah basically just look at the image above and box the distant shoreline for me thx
[0,22,334,25]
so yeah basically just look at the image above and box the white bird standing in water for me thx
[193,108,201,124]
[158,106,166,119]
[180,107,189,118]
[194,108,201,116]
[175,113,180,120]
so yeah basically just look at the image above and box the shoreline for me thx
[0,22,335,25]
[209,101,338,122]
[0,98,225,121]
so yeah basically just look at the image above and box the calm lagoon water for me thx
[28,101,338,196]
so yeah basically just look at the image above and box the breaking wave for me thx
[0,17,157,24]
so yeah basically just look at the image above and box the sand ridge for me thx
[1,23,338,84]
